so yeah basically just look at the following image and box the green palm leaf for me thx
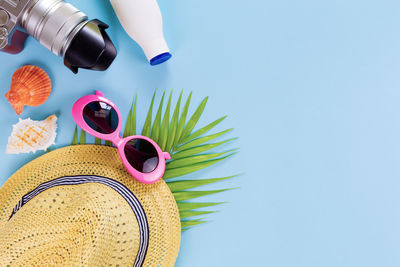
[72,126,78,145]
[172,138,237,160]
[177,202,225,212]
[165,92,182,153]
[159,92,172,150]
[173,92,192,149]
[177,129,234,151]
[123,94,137,137]
[166,151,237,169]
[164,153,236,180]
[167,176,236,192]
[150,92,165,142]
[142,92,156,137]
[79,129,86,144]
[180,210,215,219]
[181,219,206,229]
[173,189,233,202]
[179,97,208,142]
[105,140,112,146]
[181,115,227,144]
[72,90,238,231]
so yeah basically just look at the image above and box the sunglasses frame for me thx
[72,91,171,184]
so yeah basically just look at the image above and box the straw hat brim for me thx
[0,145,181,266]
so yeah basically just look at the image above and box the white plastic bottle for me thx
[110,0,171,65]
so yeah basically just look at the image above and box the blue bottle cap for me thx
[150,52,172,65]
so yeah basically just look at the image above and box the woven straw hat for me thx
[0,145,181,266]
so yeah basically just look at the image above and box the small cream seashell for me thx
[6,115,57,154]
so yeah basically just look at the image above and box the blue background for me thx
[1,0,400,266]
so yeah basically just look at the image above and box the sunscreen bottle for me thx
[110,0,171,65]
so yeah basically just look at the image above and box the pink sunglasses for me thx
[72,91,171,184]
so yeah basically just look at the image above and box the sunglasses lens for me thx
[124,138,159,173]
[83,101,119,134]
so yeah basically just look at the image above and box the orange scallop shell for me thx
[5,65,52,115]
